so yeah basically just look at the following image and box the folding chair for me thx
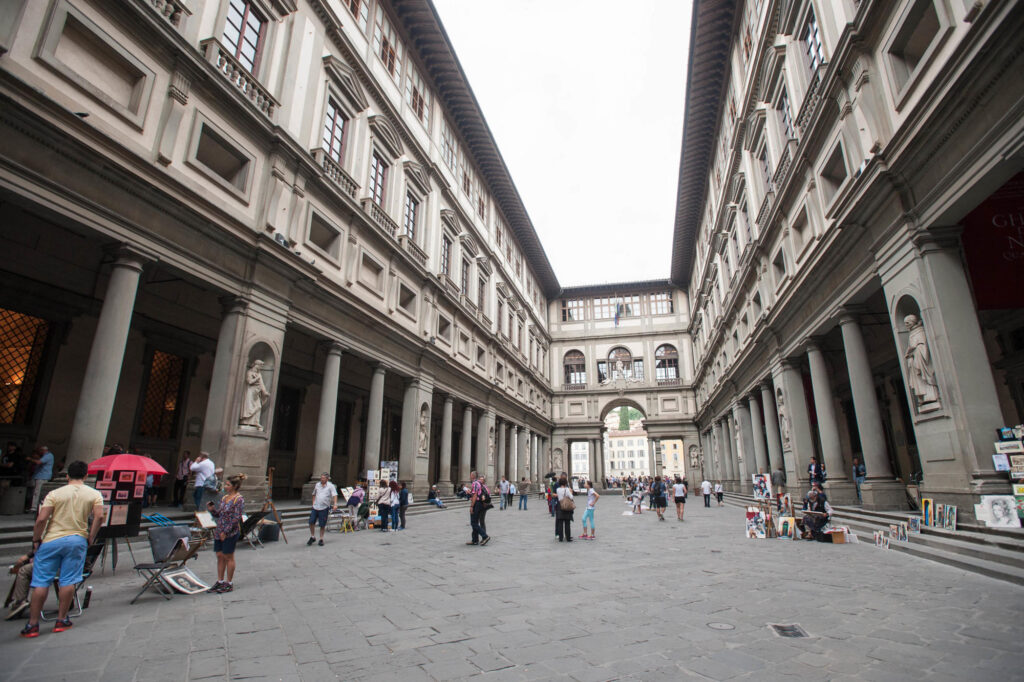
[239,511,269,549]
[41,542,104,621]
[131,526,203,604]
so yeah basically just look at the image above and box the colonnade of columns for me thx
[700,312,905,507]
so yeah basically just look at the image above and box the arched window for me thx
[608,347,632,380]
[563,350,586,386]
[656,345,679,381]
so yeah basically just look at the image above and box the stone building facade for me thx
[673,0,1024,517]
[0,0,556,501]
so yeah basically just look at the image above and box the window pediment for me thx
[403,160,430,194]
[323,56,368,112]
[368,114,403,159]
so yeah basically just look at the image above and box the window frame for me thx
[321,96,349,165]
[402,192,419,241]
[372,5,404,80]
[368,151,388,207]
[222,0,267,74]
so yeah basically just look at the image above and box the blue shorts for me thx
[214,533,239,554]
[309,507,329,527]
[31,535,88,588]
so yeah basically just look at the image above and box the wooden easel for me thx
[263,467,288,543]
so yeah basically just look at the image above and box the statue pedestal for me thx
[822,480,859,506]
[860,479,909,511]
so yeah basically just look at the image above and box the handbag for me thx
[203,475,220,492]
[559,492,575,512]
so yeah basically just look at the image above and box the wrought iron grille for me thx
[0,308,49,425]
[138,350,185,439]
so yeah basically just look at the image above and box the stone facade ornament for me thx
[904,314,940,411]
[776,387,791,450]
[418,404,429,454]
[239,359,271,429]
[488,426,495,464]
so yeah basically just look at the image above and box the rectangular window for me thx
[596,360,607,383]
[0,308,50,425]
[495,222,502,248]
[619,295,640,317]
[593,297,615,319]
[346,0,370,33]
[138,350,186,439]
[372,7,403,79]
[477,195,486,221]
[633,358,644,381]
[804,10,824,72]
[477,276,487,310]
[223,0,265,73]
[368,152,387,206]
[561,299,584,321]
[441,235,452,276]
[461,258,470,295]
[759,145,772,191]
[441,121,457,171]
[514,251,522,278]
[321,97,347,163]
[650,292,674,315]
[405,64,431,124]
[402,193,418,240]
[496,299,504,332]
[778,87,795,140]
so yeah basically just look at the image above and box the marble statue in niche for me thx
[239,359,270,429]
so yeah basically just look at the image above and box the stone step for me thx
[722,493,1024,585]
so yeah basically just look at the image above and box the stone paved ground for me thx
[3,495,1023,681]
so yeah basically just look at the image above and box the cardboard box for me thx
[828,529,847,544]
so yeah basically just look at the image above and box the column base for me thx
[822,480,859,506]
[300,479,318,506]
[860,479,910,511]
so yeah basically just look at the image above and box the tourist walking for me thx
[375,483,393,532]
[631,483,643,514]
[714,481,724,506]
[173,450,192,508]
[518,477,530,510]
[652,476,668,521]
[398,481,410,530]
[499,476,510,510]
[190,452,216,511]
[207,473,246,593]
[852,458,866,503]
[467,471,491,546]
[555,476,574,542]
[673,476,687,521]
[700,479,712,507]
[21,460,103,637]
[580,480,598,539]
[306,472,337,546]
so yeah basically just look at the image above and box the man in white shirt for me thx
[307,473,338,546]
[499,477,510,510]
[700,479,712,508]
[189,452,215,511]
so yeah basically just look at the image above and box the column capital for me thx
[218,295,248,315]
[320,341,345,357]
[104,242,157,270]
[371,362,389,375]
[836,305,867,326]
[804,337,824,353]
[910,224,963,253]
[443,395,454,405]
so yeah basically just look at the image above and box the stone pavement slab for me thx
[2,499,1022,680]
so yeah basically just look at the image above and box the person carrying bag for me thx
[555,477,574,542]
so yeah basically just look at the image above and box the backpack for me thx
[478,484,493,509]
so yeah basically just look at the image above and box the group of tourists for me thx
[497,476,531,510]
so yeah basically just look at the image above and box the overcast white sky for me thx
[431,0,693,288]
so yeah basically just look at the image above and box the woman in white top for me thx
[555,477,574,542]
[714,481,724,506]
[672,476,687,521]
[580,480,599,540]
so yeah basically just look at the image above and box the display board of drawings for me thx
[990,424,1024,528]
[366,461,399,522]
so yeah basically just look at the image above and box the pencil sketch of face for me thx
[991,498,1012,522]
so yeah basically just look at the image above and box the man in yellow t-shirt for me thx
[22,460,104,638]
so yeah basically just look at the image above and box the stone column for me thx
[438,396,453,488]
[345,397,363,484]
[363,364,386,474]
[807,340,857,504]
[587,440,597,481]
[775,359,816,489]
[518,427,530,481]
[839,313,903,508]
[748,394,769,474]
[459,404,473,484]
[476,409,494,483]
[720,417,735,489]
[398,378,419,483]
[531,434,539,483]
[712,421,724,481]
[200,297,246,459]
[734,401,756,487]
[761,382,785,474]
[301,343,342,503]
[594,438,605,487]
[496,420,506,485]
[67,247,148,462]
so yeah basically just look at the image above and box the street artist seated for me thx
[799,489,833,542]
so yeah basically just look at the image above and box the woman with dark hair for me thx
[375,483,393,532]
[207,473,246,593]
[388,480,401,531]
[555,476,574,542]
[672,475,687,521]
[652,475,668,521]
[398,481,409,530]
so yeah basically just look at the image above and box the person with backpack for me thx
[652,475,668,521]
[467,471,491,546]
[555,476,574,542]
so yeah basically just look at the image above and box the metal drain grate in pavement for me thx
[769,623,809,638]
